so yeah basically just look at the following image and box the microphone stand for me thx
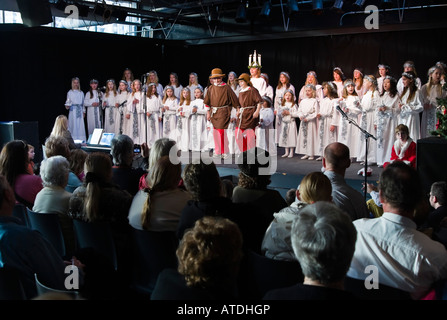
[342,113,377,200]
[118,100,127,135]
[143,87,148,145]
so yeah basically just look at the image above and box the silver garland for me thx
[132,109,138,139]
[109,105,114,125]
[319,116,325,154]
[426,106,436,137]
[149,113,156,134]
[191,111,198,149]
[164,114,171,135]
[72,104,82,119]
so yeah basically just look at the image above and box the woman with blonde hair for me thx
[298,71,323,103]
[64,77,86,142]
[262,171,332,261]
[128,155,191,232]
[50,115,78,150]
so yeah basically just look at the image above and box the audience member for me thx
[322,142,369,220]
[139,137,178,190]
[0,140,43,208]
[69,148,88,182]
[262,172,332,261]
[0,174,67,299]
[50,115,78,150]
[151,216,243,300]
[110,134,148,196]
[347,162,447,299]
[33,155,75,255]
[26,144,36,175]
[232,148,287,232]
[263,201,357,300]
[220,178,234,200]
[363,182,383,218]
[285,188,297,206]
[44,135,82,193]
[128,155,191,232]
[68,152,133,272]
[177,161,266,252]
[419,181,447,244]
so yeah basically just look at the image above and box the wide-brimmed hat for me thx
[209,68,226,79]
[236,73,252,86]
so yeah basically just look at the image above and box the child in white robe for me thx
[274,72,296,145]
[316,82,339,160]
[177,88,192,152]
[145,83,163,149]
[398,71,423,141]
[295,84,319,160]
[162,86,179,142]
[189,88,208,152]
[117,81,129,136]
[256,96,275,155]
[103,79,119,134]
[277,90,298,158]
[65,77,86,142]
[126,80,146,145]
[84,79,103,137]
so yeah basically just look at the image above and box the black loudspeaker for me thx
[16,0,53,27]
[0,121,41,163]
[416,137,447,195]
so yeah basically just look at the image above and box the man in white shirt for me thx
[347,162,447,299]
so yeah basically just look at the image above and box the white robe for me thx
[333,81,344,99]
[277,102,298,148]
[397,77,422,95]
[146,95,163,148]
[205,120,214,151]
[189,98,208,152]
[338,95,362,158]
[256,107,275,154]
[116,91,128,135]
[317,97,338,156]
[103,92,119,134]
[357,90,380,163]
[376,92,400,166]
[295,98,318,156]
[162,98,179,142]
[251,77,267,97]
[126,91,146,145]
[65,89,86,142]
[265,85,274,100]
[176,102,191,152]
[227,108,238,154]
[398,89,423,141]
[420,83,447,139]
[274,85,296,144]
[84,90,103,136]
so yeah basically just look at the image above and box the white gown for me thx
[277,102,298,148]
[84,90,103,136]
[103,92,119,134]
[116,91,128,135]
[65,89,86,142]
[376,92,400,166]
[398,89,423,141]
[251,77,267,97]
[357,90,380,163]
[146,95,163,148]
[227,108,238,155]
[125,91,146,145]
[338,95,362,159]
[274,84,296,144]
[420,83,447,139]
[256,107,275,155]
[176,103,191,152]
[317,97,338,156]
[189,98,208,152]
[295,98,318,156]
[162,98,179,142]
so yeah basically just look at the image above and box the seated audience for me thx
[232,148,287,232]
[419,181,447,245]
[177,160,266,252]
[262,172,332,261]
[50,115,78,150]
[263,201,357,300]
[151,216,243,300]
[0,140,43,208]
[128,156,191,232]
[110,134,148,196]
[363,182,383,218]
[384,124,416,169]
[322,142,369,220]
[220,178,234,200]
[44,135,82,193]
[69,148,88,182]
[285,188,297,206]
[347,162,447,299]
[0,174,67,299]
[33,155,75,255]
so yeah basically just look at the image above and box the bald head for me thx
[323,142,351,175]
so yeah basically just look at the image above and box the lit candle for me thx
[249,54,252,66]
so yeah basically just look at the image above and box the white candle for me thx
[249,54,252,66]
[259,54,261,66]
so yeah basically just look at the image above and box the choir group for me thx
[64,52,447,167]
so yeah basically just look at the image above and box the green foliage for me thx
[430,82,447,138]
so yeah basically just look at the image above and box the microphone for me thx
[335,104,348,119]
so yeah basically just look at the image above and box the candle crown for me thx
[248,50,262,69]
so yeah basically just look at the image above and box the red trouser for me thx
[235,128,256,152]
[213,128,229,155]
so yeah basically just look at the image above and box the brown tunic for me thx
[237,87,263,130]
[204,83,239,129]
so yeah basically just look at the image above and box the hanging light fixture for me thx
[312,0,323,15]
[259,0,272,19]
[352,0,366,9]
[287,0,299,16]
[332,0,344,12]
[235,1,247,23]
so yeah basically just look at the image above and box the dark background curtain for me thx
[1,24,446,146]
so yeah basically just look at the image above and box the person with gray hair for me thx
[263,201,357,300]
[110,134,149,196]
[33,155,72,215]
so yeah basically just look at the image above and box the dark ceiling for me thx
[3,0,447,44]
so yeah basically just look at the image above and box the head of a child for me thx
[297,172,332,204]
[27,144,35,161]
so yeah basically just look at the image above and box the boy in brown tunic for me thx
[204,68,239,159]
